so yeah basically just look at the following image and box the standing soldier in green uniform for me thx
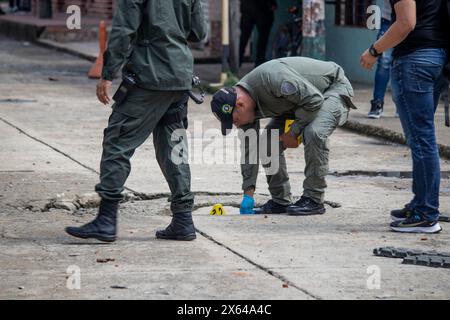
[65,0,207,242]
[210,57,356,216]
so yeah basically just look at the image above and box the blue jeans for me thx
[373,19,393,103]
[391,48,447,221]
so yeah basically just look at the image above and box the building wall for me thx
[324,3,379,84]
[85,0,115,19]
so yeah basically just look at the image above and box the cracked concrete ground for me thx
[0,37,450,300]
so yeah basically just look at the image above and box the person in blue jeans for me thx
[361,0,448,234]
[368,1,394,119]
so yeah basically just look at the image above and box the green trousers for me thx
[242,95,349,204]
[95,88,194,214]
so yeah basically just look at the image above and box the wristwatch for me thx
[369,44,382,58]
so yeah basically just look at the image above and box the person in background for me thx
[239,0,277,67]
[368,0,394,119]
[360,0,448,234]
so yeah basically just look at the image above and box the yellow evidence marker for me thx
[284,120,303,146]
[210,204,226,216]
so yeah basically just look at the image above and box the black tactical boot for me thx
[65,199,119,242]
[155,212,196,241]
[254,200,290,214]
[287,197,326,216]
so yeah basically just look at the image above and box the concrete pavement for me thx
[1,37,450,300]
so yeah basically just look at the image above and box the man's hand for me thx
[96,79,112,105]
[280,132,301,149]
[360,49,378,70]
[240,194,255,215]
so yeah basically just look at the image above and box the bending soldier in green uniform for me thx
[211,57,356,216]
[66,0,207,242]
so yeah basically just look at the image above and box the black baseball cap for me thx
[210,87,237,135]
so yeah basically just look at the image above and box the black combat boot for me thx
[65,199,119,242]
[287,197,326,216]
[155,212,196,241]
[254,200,290,214]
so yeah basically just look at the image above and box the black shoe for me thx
[287,197,326,216]
[368,100,384,119]
[65,199,119,242]
[254,200,290,214]
[391,205,414,222]
[390,215,442,234]
[156,212,196,241]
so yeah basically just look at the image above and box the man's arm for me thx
[188,0,208,43]
[269,0,278,10]
[102,0,145,81]
[360,0,416,69]
[278,78,324,137]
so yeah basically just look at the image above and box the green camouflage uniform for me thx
[95,0,207,214]
[238,57,356,204]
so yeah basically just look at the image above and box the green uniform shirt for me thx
[237,57,356,136]
[102,0,207,90]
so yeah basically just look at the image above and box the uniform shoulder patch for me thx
[281,80,297,96]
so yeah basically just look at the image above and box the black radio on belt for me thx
[113,73,137,105]
[189,75,205,104]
